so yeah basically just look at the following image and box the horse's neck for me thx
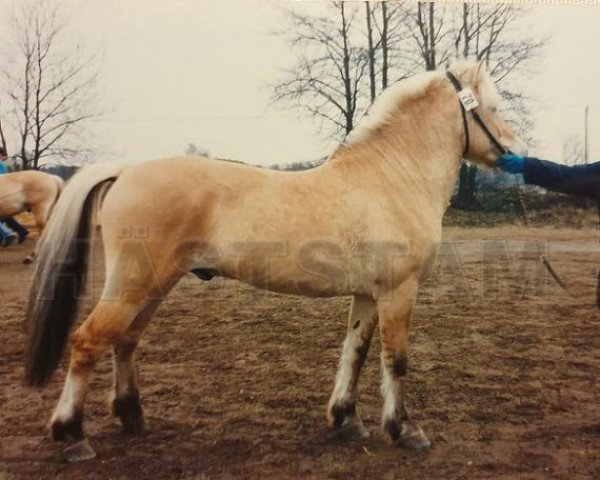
[328,94,463,221]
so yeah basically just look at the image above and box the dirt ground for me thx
[2,226,600,480]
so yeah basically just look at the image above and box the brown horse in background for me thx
[0,170,64,263]
[24,61,527,461]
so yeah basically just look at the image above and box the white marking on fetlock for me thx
[328,333,361,427]
[331,334,359,402]
[52,371,87,424]
[381,354,401,424]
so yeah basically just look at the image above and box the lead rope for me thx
[514,182,570,294]
[445,70,570,293]
[596,199,600,308]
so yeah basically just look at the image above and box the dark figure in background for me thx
[497,153,600,307]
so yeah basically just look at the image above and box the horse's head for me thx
[448,61,527,166]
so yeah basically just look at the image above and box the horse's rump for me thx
[0,171,63,218]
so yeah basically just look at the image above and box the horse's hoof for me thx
[341,415,370,439]
[397,420,431,451]
[50,412,84,443]
[327,403,370,439]
[63,439,96,462]
[329,415,371,440]
[22,256,34,265]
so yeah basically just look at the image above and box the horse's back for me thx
[13,171,61,199]
[101,155,335,225]
[0,170,62,217]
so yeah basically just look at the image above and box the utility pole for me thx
[584,104,589,164]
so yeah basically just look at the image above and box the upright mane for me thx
[343,60,499,148]
[450,59,500,111]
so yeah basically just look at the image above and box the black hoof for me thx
[328,401,356,429]
[51,411,84,443]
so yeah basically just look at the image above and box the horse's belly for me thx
[206,247,427,299]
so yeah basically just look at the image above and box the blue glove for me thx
[496,153,525,174]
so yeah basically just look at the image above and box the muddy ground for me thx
[2,226,600,480]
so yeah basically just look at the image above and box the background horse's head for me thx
[448,61,527,166]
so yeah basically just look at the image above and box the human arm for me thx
[496,154,600,199]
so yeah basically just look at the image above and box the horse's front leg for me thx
[378,278,430,450]
[327,295,377,437]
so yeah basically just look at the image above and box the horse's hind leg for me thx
[23,202,50,264]
[326,295,377,437]
[49,297,149,460]
[111,299,164,434]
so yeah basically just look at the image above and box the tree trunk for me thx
[462,3,469,57]
[20,54,31,170]
[340,3,353,134]
[381,2,389,90]
[427,2,436,70]
[456,164,478,207]
[365,2,376,103]
[456,2,476,207]
[0,117,7,154]
[467,165,477,199]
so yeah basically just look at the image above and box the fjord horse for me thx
[0,170,64,263]
[25,61,526,460]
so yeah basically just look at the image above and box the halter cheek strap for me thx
[446,71,511,157]
[446,72,470,157]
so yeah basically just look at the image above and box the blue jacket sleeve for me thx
[522,158,600,199]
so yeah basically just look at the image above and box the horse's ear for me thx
[474,60,487,83]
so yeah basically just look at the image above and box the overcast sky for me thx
[1,0,599,166]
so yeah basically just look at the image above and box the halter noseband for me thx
[446,71,511,157]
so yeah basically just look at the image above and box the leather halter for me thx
[446,71,512,157]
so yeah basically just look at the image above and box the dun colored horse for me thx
[25,61,526,461]
[0,170,64,263]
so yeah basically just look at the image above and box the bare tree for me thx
[451,2,546,206]
[1,0,101,169]
[271,0,545,174]
[364,1,416,101]
[0,113,8,153]
[381,2,390,89]
[272,2,368,137]
[365,2,377,103]
[410,2,453,71]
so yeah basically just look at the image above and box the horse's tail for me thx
[24,163,124,387]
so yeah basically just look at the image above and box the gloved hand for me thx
[496,153,525,174]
